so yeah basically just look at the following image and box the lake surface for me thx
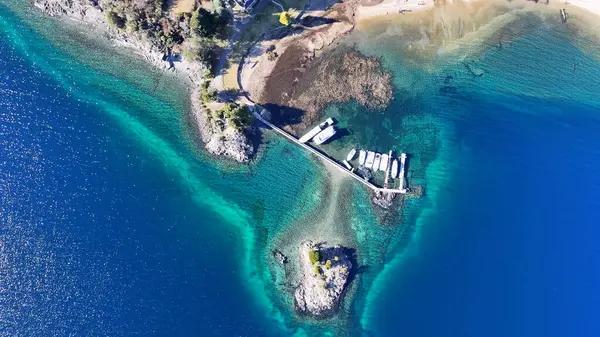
[2,1,600,336]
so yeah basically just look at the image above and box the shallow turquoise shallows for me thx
[2,1,600,336]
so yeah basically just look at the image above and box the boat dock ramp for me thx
[253,109,408,194]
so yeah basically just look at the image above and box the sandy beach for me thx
[566,0,600,17]
[355,0,600,23]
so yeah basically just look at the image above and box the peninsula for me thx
[32,0,600,164]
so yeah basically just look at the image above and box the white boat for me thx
[313,126,336,145]
[358,150,367,166]
[343,160,353,170]
[365,151,375,169]
[373,153,382,171]
[346,148,357,161]
[299,125,322,143]
[391,159,398,178]
[379,154,389,172]
[400,153,407,175]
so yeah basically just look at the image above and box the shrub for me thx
[154,0,166,14]
[126,19,140,32]
[308,249,320,264]
[106,11,125,29]
[267,50,278,61]
[279,11,291,26]
[200,81,218,103]
[325,260,332,269]
[313,265,321,275]
[213,0,227,15]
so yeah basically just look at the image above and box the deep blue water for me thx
[0,6,270,336]
[356,14,600,337]
[4,1,600,337]
[371,95,600,337]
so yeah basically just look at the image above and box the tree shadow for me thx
[218,88,250,101]
[298,15,338,28]
[261,103,306,126]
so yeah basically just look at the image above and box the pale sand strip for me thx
[355,0,600,23]
[566,0,600,18]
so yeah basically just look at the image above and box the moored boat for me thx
[343,160,353,170]
[373,153,382,171]
[346,148,357,161]
[359,150,367,166]
[313,126,337,145]
[365,151,375,169]
[379,154,389,172]
[299,125,322,143]
[391,159,398,178]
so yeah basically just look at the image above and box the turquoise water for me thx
[3,1,600,336]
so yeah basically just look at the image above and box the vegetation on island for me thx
[308,249,321,264]
[101,0,230,73]
[207,102,252,132]
[102,0,184,48]
[200,80,218,103]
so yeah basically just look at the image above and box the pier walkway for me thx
[235,42,406,194]
[252,108,407,194]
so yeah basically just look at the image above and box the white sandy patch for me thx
[356,0,600,23]
[566,0,600,18]
[356,0,475,22]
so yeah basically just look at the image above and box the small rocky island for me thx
[294,241,353,317]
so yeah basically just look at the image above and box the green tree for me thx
[222,103,252,131]
[190,8,217,37]
[325,260,332,269]
[200,81,218,103]
[183,37,217,72]
[308,249,320,264]
[313,265,321,275]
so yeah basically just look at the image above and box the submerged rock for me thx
[372,191,395,209]
[294,241,353,317]
[273,249,288,265]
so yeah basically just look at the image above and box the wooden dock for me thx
[252,108,407,194]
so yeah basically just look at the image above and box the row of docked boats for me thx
[346,149,401,178]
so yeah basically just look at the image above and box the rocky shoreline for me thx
[32,0,254,162]
[294,241,353,317]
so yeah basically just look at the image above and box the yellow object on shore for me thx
[279,11,291,26]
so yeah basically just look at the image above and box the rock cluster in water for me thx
[294,241,353,317]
